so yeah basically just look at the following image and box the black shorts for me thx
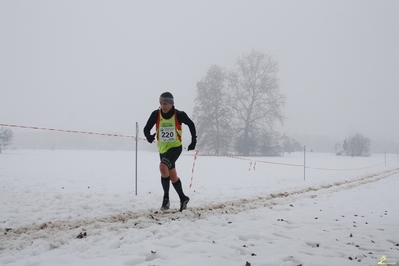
[159,146,182,170]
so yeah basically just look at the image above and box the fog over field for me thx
[1,1,398,152]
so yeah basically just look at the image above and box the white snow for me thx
[1,149,398,266]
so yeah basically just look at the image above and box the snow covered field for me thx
[1,149,398,266]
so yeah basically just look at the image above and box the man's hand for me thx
[146,133,156,143]
[188,138,197,151]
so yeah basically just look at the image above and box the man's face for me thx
[160,102,173,113]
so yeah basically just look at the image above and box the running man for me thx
[143,92,197,211]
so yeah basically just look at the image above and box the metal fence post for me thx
[304,145,306,181]
[135,122,138,195]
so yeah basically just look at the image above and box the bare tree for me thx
[0,126,14,153]
[193,65,232,154]
[343,133,370,157]
[228,50,285,156]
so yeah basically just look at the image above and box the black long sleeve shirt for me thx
[143,106,196,141]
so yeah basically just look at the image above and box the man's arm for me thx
[143,110,158,140]
[177,111,196,139]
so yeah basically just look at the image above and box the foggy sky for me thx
[1,0,398,143]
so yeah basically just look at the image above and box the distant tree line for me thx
[342,133,370,157]
[193,50,300,156]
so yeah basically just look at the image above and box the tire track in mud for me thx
[184,167,399,217]
[2,167,399,252]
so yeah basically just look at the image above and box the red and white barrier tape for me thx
[196,149,392,171]
[197,150,304,168]
[2,123,392,184]
[0,123,146,141]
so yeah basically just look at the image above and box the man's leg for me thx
[170,168,190,211]
[159,162,170,178]
[169,168,183,199]
[159,146,188,211]
[159,163,170,210]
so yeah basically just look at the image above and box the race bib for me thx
[159,127,176,142]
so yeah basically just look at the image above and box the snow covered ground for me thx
[1,149,398,266]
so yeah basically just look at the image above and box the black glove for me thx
[188,138,197,151]
[146,133,156,143]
